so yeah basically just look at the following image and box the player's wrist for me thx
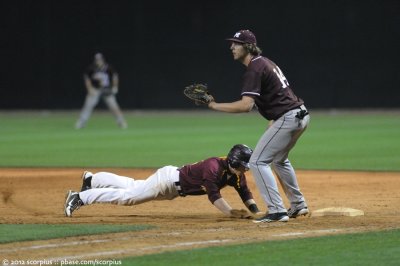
[208,101,217,109]
[248,203,260,214]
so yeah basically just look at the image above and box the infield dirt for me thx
[1,168,399,261]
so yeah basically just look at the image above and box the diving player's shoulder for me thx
[203,157,228,173]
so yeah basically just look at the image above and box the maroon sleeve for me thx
[241,65,261,97]
[203,171,223,203]
[233,174,254,203]
[84,65,93,77]
[109,64,117,73]
[107,65,117,77]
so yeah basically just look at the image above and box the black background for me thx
[1,0,399,109]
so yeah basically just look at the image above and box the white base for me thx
[311,207,364,217]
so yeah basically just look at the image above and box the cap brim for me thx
[225,38,246,43]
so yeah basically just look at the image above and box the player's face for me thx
[230,42,247,61]
[237,165,249,173]
[94,57,105,68]
[229,164,249,175]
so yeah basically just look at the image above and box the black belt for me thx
[293,105,309,120]
[174,181,186,197]
[275,105,308,121]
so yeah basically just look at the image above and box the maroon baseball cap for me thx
[226,30,257,45]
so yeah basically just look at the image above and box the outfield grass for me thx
[297,112,400,171]
[0,111,263,168]
[0,110,399,171]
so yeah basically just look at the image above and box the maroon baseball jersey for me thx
[241,56,304,120]
[178,157,254,204]
[85,64,116,89]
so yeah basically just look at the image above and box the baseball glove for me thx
[230,209,253,219]
[183,83,214,105]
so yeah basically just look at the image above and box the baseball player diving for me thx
[185,30,310,223]
[75,53,127,129]
[64,144,263,218]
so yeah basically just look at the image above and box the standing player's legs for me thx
[250,121,288,214]
[249,109,309,214]
[79,166,180,206]
[272,114,309,211]
[75,91,101,129]
[103,95,128,128]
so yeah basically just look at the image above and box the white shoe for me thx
[253,212,289,223]
[287,207,309,218]
[80,171,93,191]
[64,190,83,217]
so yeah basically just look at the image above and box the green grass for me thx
[122,228,400,266]
[292,113,400,171]
[1,110,400,264]
[0,111,263,168]
[0,224,153,244]
[0,110,399,170]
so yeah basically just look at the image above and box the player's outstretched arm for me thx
[245,199,263,215]
[83,75,96,94]
[213,198,253,219]
[213,198,232,215]
[112,73,119,94]
[208,96,254,113]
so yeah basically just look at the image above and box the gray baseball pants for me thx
[76,90,126,128]
[249,105,310,214]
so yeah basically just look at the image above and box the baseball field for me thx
[1,110,399,265]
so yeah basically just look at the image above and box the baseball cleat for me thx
[80,171,93,191]
[287,207,309,218]
[253,212,289,223]
[118,121,128,129]
[64,190,83,217]
[75,121,85,130]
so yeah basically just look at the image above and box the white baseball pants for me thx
[79,166,180,206]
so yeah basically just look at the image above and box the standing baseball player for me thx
[75,53,128,129]
[206,30,310,223]
[64,144,262,218]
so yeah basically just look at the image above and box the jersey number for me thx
[93,72,110,87]
[273,66,289,88]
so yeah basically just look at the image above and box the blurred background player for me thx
[75,53,127,129]
[64,144,263,218]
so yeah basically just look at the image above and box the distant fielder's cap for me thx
[226,30,257,45]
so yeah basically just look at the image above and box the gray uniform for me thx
[242,56,310,214]
[75,61,127,129]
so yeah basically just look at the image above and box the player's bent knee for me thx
[249,159,270,170]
